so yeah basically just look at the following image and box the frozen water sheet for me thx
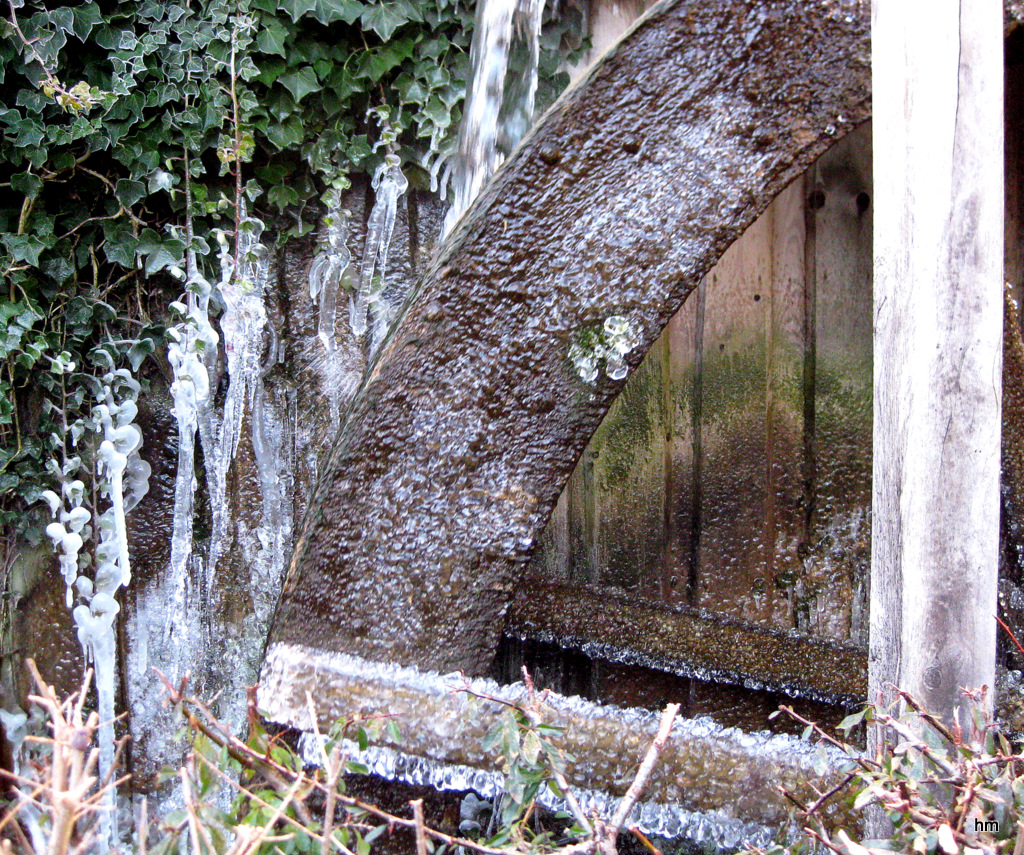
[260,642,854,840]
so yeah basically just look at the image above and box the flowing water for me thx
[443,0,545,233]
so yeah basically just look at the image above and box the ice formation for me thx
[41,368,150,850]
[444,0,546,233]
[217,210,270,464]
[262,643,840,849]
[308,207,352,352]
[350,154,408,339]
[568,315,641,383]
[166,252,218,638]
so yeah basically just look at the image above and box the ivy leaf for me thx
[114,178,147,208]
[11,172,43,199]
[265,115,304,150]
[3,234,45,266]
[421,94,451,129]
[281,0,317,23]
[15,122,45,148]
[424,66,451,89]
[256,161,295,184]
[354,40,416,81]
[360,4,411,41]
[142,240,184,275]
[314,0,364,25]
[255,19,290,56]
[278,67,319,102]
[72,1,103,38]
[102,223,139,268]
[127,337,156,372]
[267,185,299,210]
[135,229,183,274]
[41,255,74,285]
[50,7,75,34]
[255,57,287,87]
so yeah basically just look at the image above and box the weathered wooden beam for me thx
[505,578,867,704]
[871,0,1003,721]
[267,0,875,677]
[259,641,853,840]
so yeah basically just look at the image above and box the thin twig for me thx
[550,766,592,837]
[629,827,662,855]
[998,614,1024,658]
[600,704,679,854]
[804,771,858,818]
[320,742,344,855]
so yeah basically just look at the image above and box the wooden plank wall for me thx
[529,124,874,645]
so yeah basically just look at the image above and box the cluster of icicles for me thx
[308,151,409,353]
[166,203,270,671]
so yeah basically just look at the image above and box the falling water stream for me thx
[444,0,545,233]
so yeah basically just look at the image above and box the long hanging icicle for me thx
[218,206,270,463]
[309,203,354,427]
[165,140,219,681]
[166,253,217,634]
[202,203,270,601]
[350,153,408,338]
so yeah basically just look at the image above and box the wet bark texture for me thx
[504,578,867,703]
[269,0,877,676]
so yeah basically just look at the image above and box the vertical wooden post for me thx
[871,0,1003,721]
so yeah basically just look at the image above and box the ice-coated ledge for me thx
[259,642,855,840]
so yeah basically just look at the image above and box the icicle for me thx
[218,209,269,462]
[50,369,149,853]
[165,254,218,671]
[309,208,352,352]
[350,154,408,338]
[199,203,272,641]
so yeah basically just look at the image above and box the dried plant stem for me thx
[320,742,344,855]
[599,704,679,855]
[411,799,428,855]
